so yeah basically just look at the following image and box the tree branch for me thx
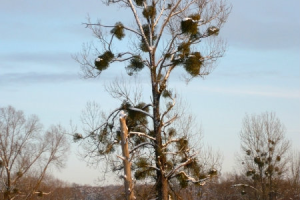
[162,114,178,128]
[117,155,126,161]
[129,132,156,141]
[83,23,142,36]
[174,171,209,185]
[161,95,176,123]
[166,153,197,178]
[128,107,154,119]
[126,0,151,51]
[130,142,154,154]
[162,138,181,149]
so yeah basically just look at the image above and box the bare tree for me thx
[74,0,231,198]
[286,150,300,199]
[234,112,291,200]
[0,106,70,200]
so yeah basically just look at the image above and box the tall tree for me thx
[234,112,291,200]
[75,0,231,199]
[0,106,70,200]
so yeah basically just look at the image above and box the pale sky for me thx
[0,0,299,186]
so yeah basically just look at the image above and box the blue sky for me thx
[1,0,299,185]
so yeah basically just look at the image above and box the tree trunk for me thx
[119,112,135,200]
[259,167,267,200]
[155,131,168,200]
[4,167,11,200]
[157,171,169,200]
[3,192,9,200]
[152,90,169,200]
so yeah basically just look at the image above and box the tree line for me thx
[1,110,299,200]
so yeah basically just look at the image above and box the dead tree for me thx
[119,111,136,200]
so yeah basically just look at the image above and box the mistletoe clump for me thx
[134,0,144,6]
[126,55,145,75]
[121,101,149,132]
[178,42,191,57]
[110,22,125,40]
[142,6,156,19]
[183,52,204,77]
[134,157,155,180]
[207,26,219,36]
[95,51,114,71]
[181,14,200,35]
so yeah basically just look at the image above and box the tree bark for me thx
[4,167,11,200]
[119,112,136,200]
[152,89,169,200]
[155,129,169,200]
[157,172,169,200]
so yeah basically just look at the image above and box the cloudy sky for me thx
[1,0,299,185]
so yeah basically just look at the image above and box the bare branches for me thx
[154,0,182,50]
[83,22,142,36]
[0,106,70,200]
[130,132,156,141]
[104,76,143,105]
[162,138,181,149]
[166,153,197,178]
[237,112,292,199]
[232,184,261,193]
[162,115,178,128]
[72,43,101,79]
[176,171,209,185]
[161,94,176,125]
[130,142,154,154]
[289,151,300,187]
[127,0,151,52]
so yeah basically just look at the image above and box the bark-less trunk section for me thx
[119,113,136,200]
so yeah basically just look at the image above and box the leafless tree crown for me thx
[0,106,70,200]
